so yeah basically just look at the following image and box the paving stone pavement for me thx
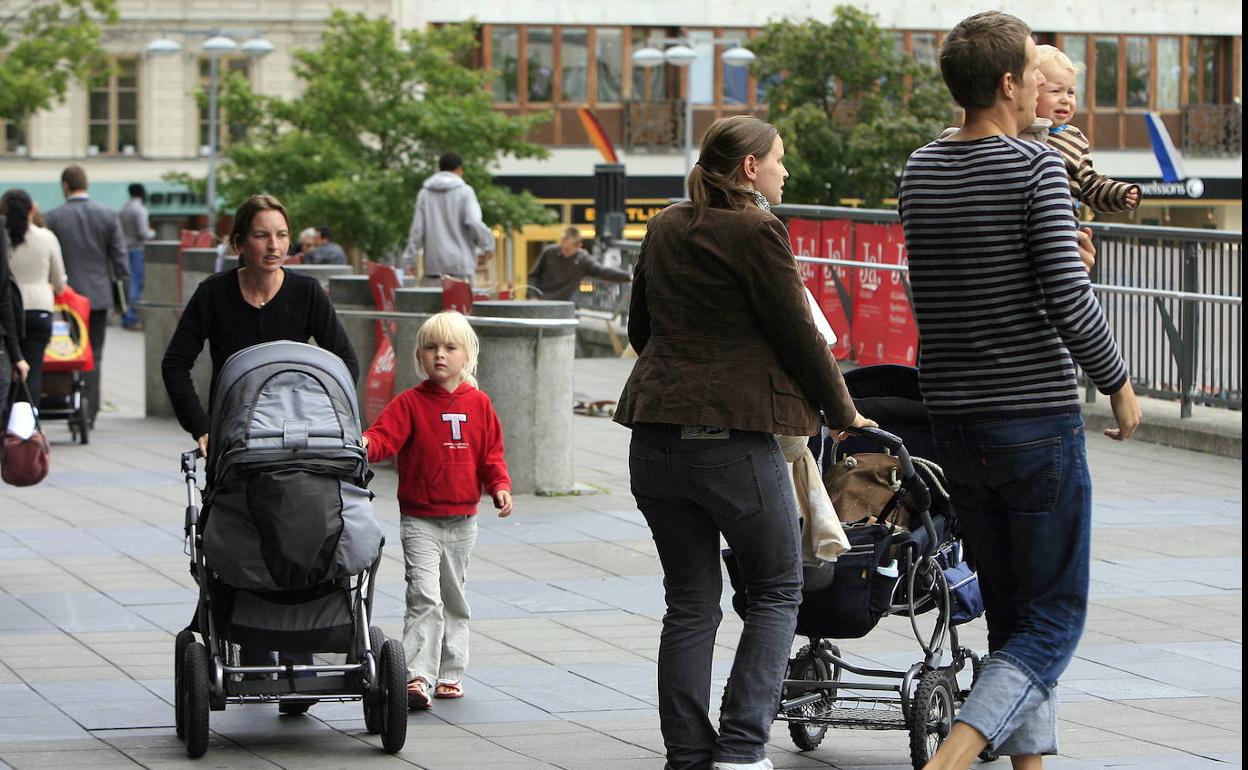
[0,328,1240,769]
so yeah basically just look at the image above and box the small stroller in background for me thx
[175,341,408,757]
[725,365,986,770]
[40,287,93,444]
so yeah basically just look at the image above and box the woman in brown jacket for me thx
[614,115,873,770]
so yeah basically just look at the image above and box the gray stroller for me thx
[174,341,407,757]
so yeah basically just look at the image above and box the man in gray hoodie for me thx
[402,153,495,285]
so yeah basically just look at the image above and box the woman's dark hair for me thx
[1,188,33,247]
[229,194,291,253]
[688,115,779,225]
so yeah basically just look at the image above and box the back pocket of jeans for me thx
[978,436,1062,514]
[687,455,764,521]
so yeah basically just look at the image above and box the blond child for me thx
[1036,44,1142,215]
[362,311,512,710]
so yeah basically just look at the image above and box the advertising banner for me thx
[850,223,917,366]
[363,263,401,425]
[818,219,855,360]
[788,218,823,300]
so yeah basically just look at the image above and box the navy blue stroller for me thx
[724,365,987,770]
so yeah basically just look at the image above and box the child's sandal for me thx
[407,678,432,710]
[434,680,463,699]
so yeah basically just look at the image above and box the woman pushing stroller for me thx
[162,194,359,705]
[614,115,875,770]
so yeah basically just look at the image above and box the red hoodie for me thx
[363,380,510,518]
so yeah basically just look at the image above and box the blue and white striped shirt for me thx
[898,135,1128,419]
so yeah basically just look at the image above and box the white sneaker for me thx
[713,760,773,770]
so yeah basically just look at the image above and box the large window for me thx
[491,26,519,102]
[1063,35,1088,107]
[1125,37,1149,108]
[2,119,25,156]
[595,28,624,102]
[1157,37,1181,110]
[631,28,667,102]
[1190,37,1224,103]
[88,56,139,156]
[560,28,588,101]
[722,43,749,105]
[688,29,715,105]
[526,27,554,102]
[1095,36,1119,109]
[198,58,251,153]
[911,33,937,69]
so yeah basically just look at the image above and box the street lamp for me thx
[147,31,274,237]
[632,38,755,198]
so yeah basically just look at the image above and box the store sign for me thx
[571,203,667,225]
[1124,176,1240,200]
[1137,178,1206,199]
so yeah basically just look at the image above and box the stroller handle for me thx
[842,426,937,554]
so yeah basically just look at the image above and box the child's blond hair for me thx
[1036,44,1082,77]
[415,311,480,387]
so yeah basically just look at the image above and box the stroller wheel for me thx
[908,670,955,770]
[77,396,90,445]
[183,641,212,758]
[784,643,838,751]
[363,626,386,735]
[174,629,194,739]
[377,638,408,754]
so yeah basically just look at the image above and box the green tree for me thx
[0,0,118,123]
[752,6,951,207]
[207,12,553,260]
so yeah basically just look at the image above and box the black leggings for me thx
[16,310,53,404]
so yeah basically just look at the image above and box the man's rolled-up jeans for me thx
[931,412,1092,756]
[629,424,802,770]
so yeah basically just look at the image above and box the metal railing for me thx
[609,204,1242,417]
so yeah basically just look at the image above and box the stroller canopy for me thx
[202,341,381,592]
[208,341,364,485]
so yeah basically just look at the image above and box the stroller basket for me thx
[719,367,986,770]
[724,519,906,640]
[223,582,355,654]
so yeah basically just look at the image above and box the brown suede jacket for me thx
[614,199,857,436]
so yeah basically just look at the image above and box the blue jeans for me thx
[931,412,1092,755]
[123,248,144,327]
[629,424,802,770]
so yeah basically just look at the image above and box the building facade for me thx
[398,0,1243,230]
[0,0,1241,234]
[0,0,399,231]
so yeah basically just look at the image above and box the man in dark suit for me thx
[44,165,128,426]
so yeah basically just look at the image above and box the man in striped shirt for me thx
[898,12,1141,770]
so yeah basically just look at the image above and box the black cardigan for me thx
[1,217,25,365]
[161,268,359,439]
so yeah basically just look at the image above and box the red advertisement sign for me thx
[850,223,917,366]
[819,220,855,360]
[788,218,823,303]
[441,276,474,314]
[363,263,401,426]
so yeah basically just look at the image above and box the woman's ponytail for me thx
[1,189,33,248]
[686,116,779,227]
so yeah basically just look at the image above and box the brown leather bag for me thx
[823,452,915,531]
[2,383,51,487]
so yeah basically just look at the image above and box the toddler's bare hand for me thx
[494,490,513,517]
